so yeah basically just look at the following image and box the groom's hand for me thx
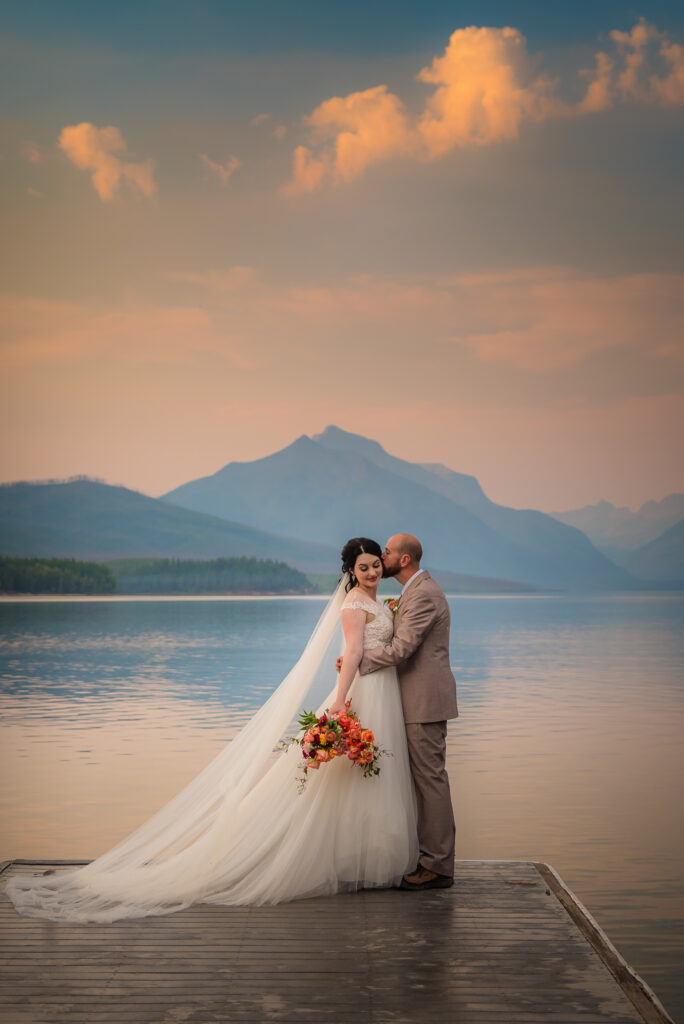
[335,656,344,673]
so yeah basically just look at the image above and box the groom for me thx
[356,534,459,890]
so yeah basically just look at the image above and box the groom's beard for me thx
[382,562,399,579]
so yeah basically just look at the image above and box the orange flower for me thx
[361,730,374,743]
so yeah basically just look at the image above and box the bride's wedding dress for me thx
[4,577,418,921]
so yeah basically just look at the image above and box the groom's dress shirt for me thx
[360,569,458,724]
[400,568,425,596]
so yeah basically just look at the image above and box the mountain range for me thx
[609,518,684,582]
[0,478,335,571]
[2,427,680,589]
[160,426,638,590]
[550,495,684,560]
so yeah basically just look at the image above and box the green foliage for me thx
[106,556,318,595]
[296,710,321,730]
[0,556,118,594]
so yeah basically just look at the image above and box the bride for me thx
[4,537,418,921]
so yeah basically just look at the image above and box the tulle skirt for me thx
[203,665,418,906]
[5,666,418,918]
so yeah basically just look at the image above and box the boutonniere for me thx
[383,597,400,617]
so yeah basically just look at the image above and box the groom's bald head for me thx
[382,534,423,581]
[393,534,423,566]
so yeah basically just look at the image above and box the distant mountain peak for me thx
[288,434,320,452]
[638,493,684,516]
[311,425,388,457]
[312,426,491,507]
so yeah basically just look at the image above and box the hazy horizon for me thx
[1,424,681,516]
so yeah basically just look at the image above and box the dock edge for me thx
[534,861,675,1024]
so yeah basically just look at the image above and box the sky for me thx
[1,1,683,513]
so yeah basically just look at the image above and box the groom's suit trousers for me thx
[405,721,455,876]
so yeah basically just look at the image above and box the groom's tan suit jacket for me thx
[359,570,458,724]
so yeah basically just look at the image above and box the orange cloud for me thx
[57,122,157,201]
[282,145,330,195]
[610,16,684,106]
[200,152,241,184]
[575,50,616,114]
[416,26,564,157]
[285,19,684,191]
[284,85,414,194]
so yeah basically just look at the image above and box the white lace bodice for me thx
[341,594,394,649]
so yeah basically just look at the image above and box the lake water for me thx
[0,593,682,1019]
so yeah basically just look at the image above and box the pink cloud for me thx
[167,266,259,293]
[3,266,681,388]
[165,264,684,373]
[58,122,157,201]
[0,293,250,367]
[18,139,42,163]
[442,267,684,370]
[200,152,241,184]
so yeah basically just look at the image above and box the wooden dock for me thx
[0,858,674,1024]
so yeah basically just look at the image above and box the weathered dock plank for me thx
[0,859,673,1024]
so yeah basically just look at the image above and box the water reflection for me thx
[0,593,682,1019]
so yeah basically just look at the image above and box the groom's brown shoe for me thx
[400,866,454,891]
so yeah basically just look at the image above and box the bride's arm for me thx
[328,607,366,715]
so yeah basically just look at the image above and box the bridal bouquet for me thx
[286,703,385,789]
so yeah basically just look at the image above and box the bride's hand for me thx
[328,699,345,717]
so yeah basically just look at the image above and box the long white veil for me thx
[5,575,350,922]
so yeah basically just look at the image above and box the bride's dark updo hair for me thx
[340,537,383,592]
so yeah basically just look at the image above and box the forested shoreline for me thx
[0,556,117,594]
[0,555,317,595]
[107,556,316,594]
